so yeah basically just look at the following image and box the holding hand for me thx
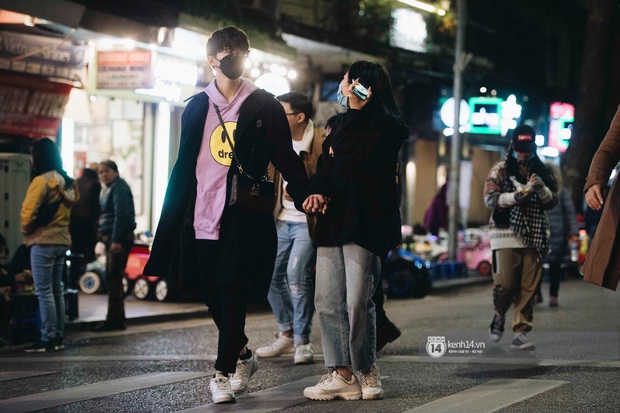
[585,184,605,210]
[303,194,328,214]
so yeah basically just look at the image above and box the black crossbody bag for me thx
[212,103,275,213]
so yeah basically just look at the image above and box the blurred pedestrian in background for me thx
[21,138,78,352]
[93,160,135,332]
[69,165,101,267]
[256,92,322,365]
[583,105,620,290]
[142,27,320,405]
[533,162,579,307]
[423,183,448,236]
[303,61,407,401]
[484,125,558,351]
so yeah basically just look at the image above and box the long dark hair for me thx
[347,60,405,124]
[31,138,74,189]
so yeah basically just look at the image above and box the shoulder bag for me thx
[212,103,274,213]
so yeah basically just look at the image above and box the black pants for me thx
[101,233,133,324]
[196,239,249,374]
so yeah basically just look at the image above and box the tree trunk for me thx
[563,0,614,211]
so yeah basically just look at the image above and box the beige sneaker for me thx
[303,371,362,401]
[359,363,384,400]
[256,332,295,357]
[209,373,235,404]
[230,351,259,392]
[294,343,314,365]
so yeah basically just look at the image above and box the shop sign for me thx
[0,31,86,83]
[548,101,574,153]
[0,73,72,138]
[468,97,503,134]
[96,50,154,89]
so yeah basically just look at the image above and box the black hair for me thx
[99,159,119,174]
[277,91,313,122]
[347,60,405,124]
[325,112,346,132]
[206,26,250,57]
[31,138,74,188]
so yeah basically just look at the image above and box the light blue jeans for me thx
[31,244,68,342]
[267,220,316,345]
[315,243,381,372]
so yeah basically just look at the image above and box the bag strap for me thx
[212,102,264,182]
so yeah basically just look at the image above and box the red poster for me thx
[0,73,73,138]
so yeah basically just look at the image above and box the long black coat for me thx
[311,109,407,258]
[143,90,311,298]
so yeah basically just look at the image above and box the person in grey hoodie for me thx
[21,138,78,352]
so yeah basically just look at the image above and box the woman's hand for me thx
[343,78,372,110]
[303,194,328,214]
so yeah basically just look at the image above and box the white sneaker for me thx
[255,332,295,357]
[230,351,259,392]
[209,373,235,404]
[359,363,384,400]
[294,343,314,365]
[303,371,362,401]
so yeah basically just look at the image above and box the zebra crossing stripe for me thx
[0,372,207,413]
[0,371,56,382]
[178,375,322,412]
[404,379,568,413]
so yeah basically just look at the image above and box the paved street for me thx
[1,277,619,412]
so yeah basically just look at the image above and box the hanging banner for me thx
[0,30,86,83]
[0,73,72,138]
[96,50,154,89]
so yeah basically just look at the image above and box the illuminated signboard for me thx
[97,50,154,89]
[548,102,574,153]
[468,97,502,134]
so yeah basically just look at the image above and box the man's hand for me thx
[585,184,605,210]
[303,194,328,214]
[514,189,532,203]
[529,174,545,191]
[109,242,122,255]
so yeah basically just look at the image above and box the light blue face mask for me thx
[511,151,536,160]
[337,83,348,107]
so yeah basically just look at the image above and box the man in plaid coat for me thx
[484,125,558,350]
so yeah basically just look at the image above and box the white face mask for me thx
[337,83,348,107]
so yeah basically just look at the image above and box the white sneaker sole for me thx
[212,393,236,404]
[362,388,385,400]
[294,356,314,365]
[511,343,535,350]
[303,389,362,401]
[255,348,295,357]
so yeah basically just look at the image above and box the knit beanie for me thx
[511,125,537,153]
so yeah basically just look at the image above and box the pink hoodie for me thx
[193,78,258,239]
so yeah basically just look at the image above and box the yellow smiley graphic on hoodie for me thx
[210,121,237,166]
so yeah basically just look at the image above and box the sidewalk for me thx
[65,293,209,331]
[65,273,492,331]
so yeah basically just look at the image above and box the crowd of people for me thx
[0,143,136,350]
[1,23,618,406]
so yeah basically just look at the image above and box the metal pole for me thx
[448,0,466,261]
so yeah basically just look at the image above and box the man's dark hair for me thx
[325,112,346,132]
[100,159,119,174]
[277,91,313,122]
[206,26,250,57]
